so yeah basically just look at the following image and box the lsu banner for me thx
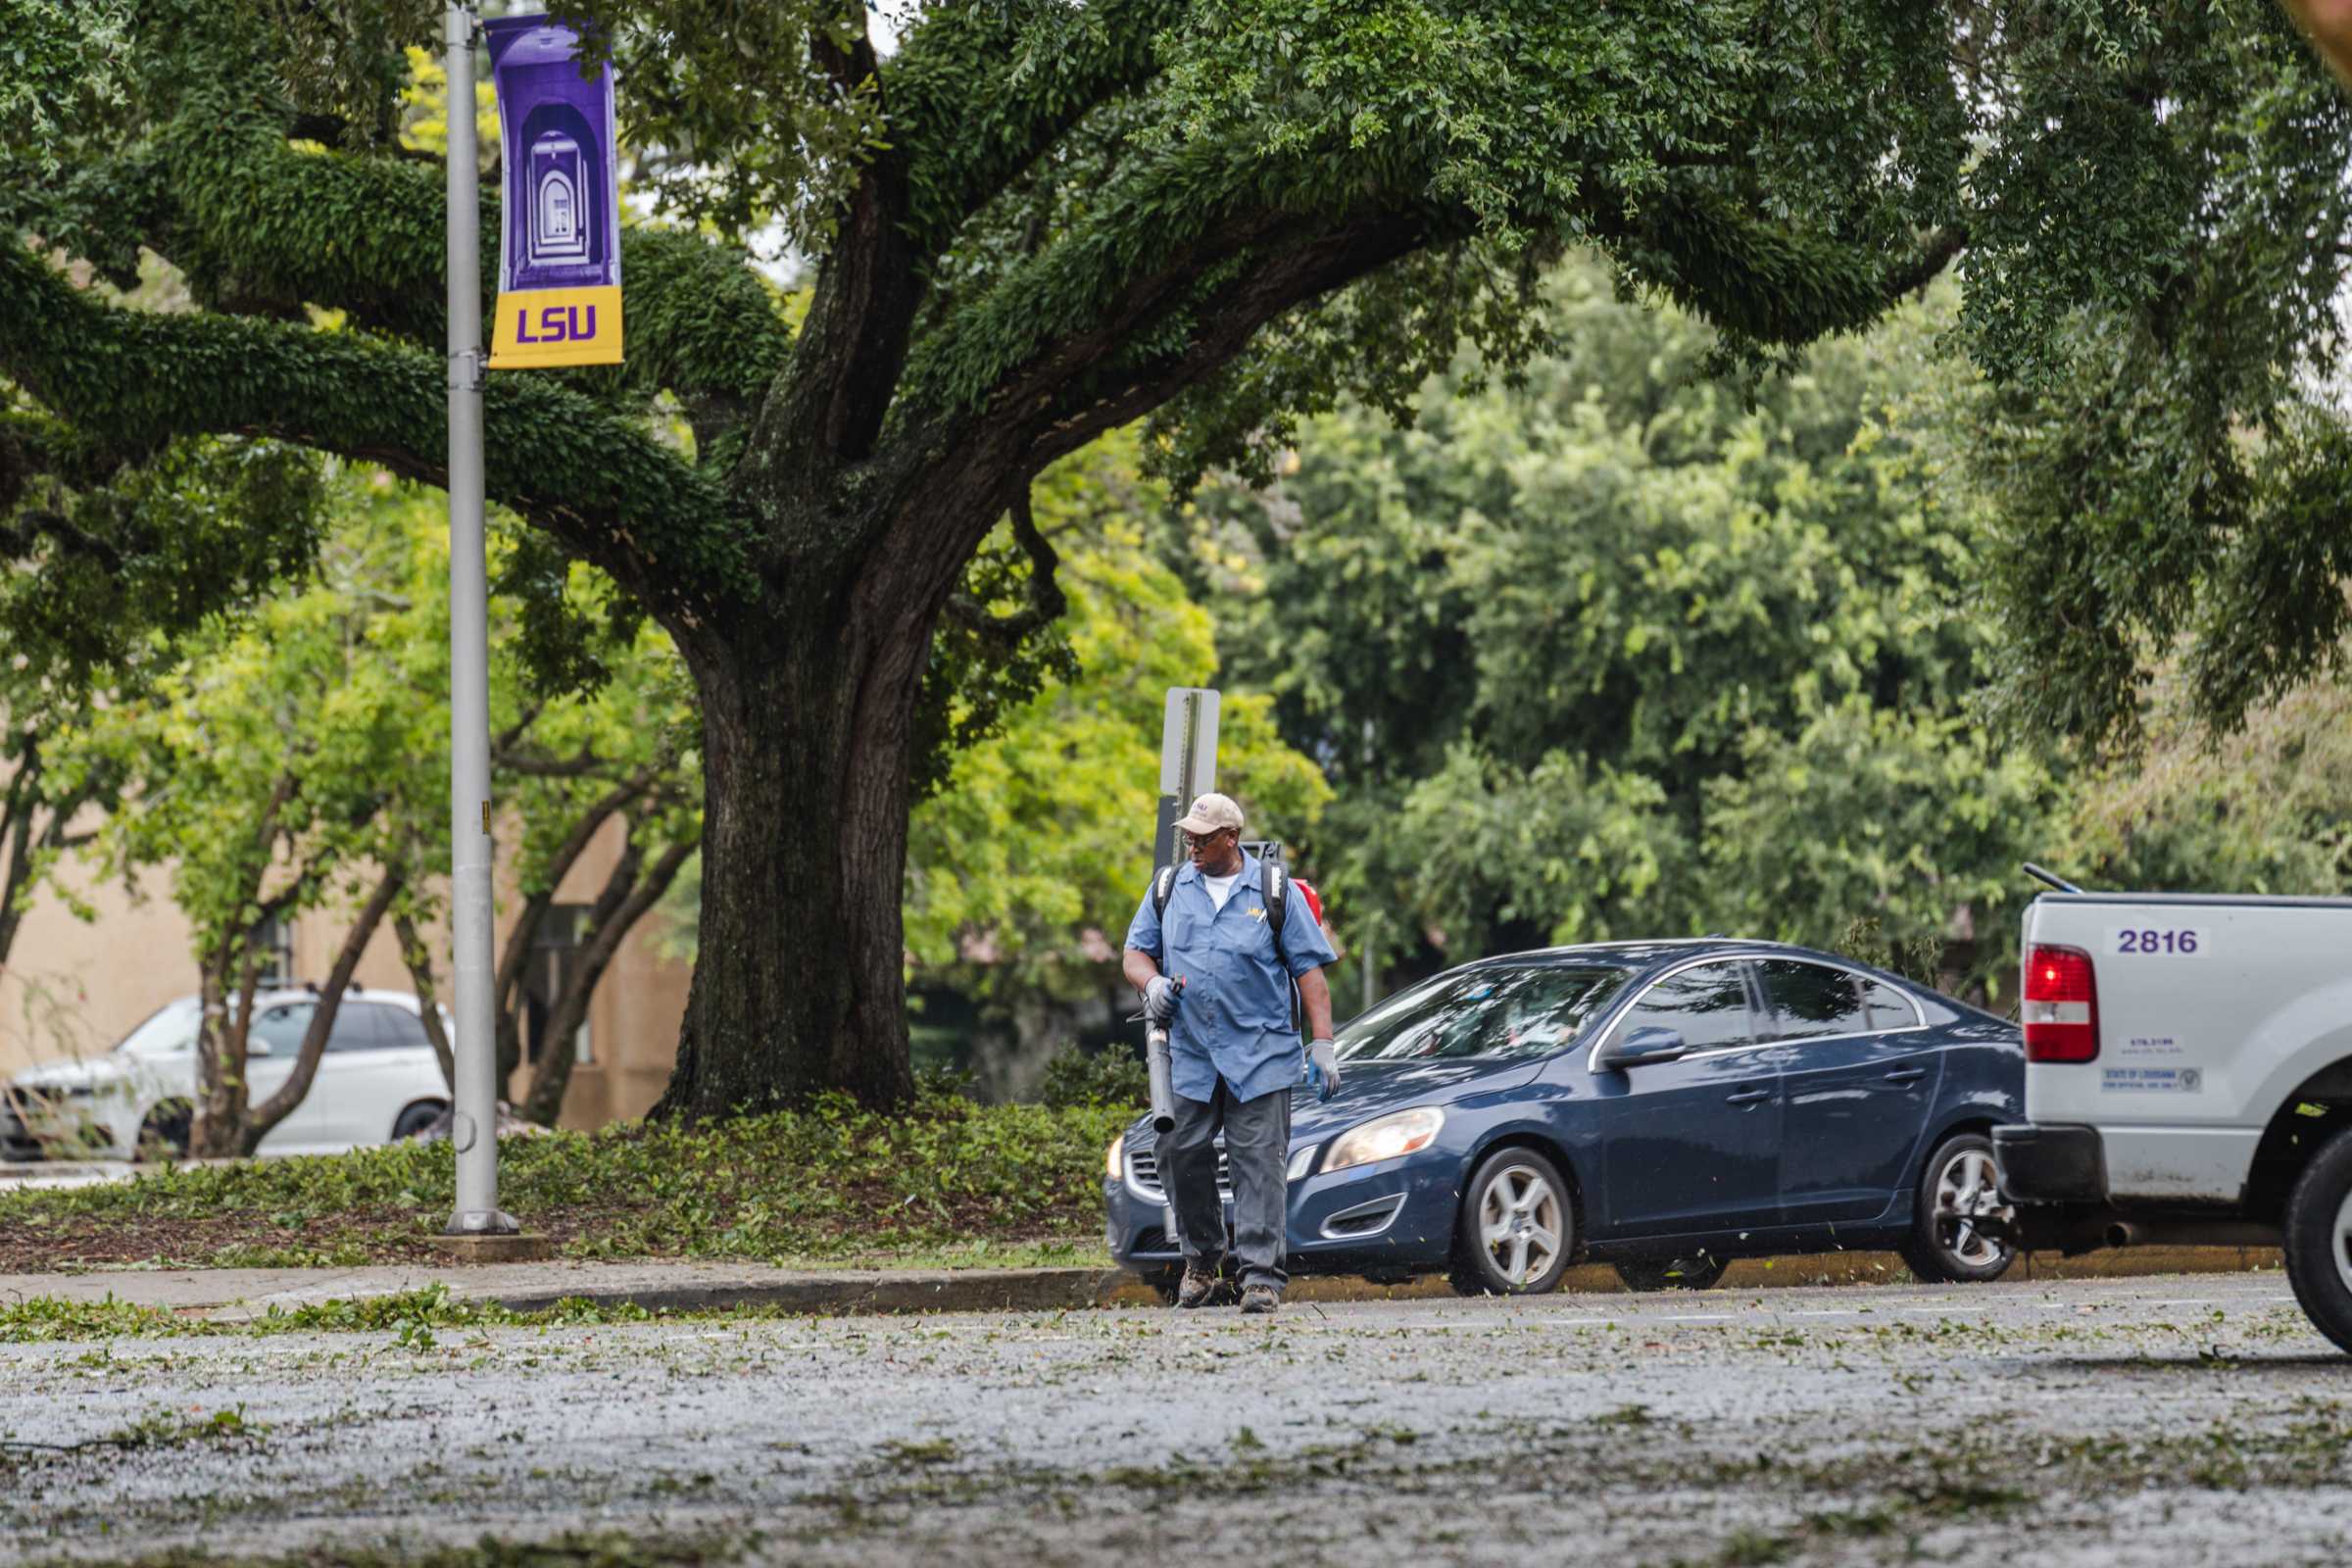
[486,16,622,369]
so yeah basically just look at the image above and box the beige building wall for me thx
[0,813,691,1131]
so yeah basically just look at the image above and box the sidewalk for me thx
[0,1246,2285,1322]
[0,1259,1139,1320]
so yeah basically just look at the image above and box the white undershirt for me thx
[1202,869,1244,910]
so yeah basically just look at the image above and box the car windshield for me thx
[1336,965,1629,1062]
[111,998,203,1055]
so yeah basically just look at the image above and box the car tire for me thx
[2281,1125,2352,1355]
[1899,1132,2016,1284]
[1448,1147,1576,1297]
[390,1102,446,1142]
[1614,1253,1728,1292]
[135,1102,191,1162]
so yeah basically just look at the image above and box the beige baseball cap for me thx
[1173,792,1245,835]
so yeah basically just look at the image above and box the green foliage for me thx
[1036,1044,1150,1111]
[0,1294,182,1344]
[11,0,2352,1104]
[0,1090,1132,1266]
[1390,747,1690,953]
[42,476,699,1134]
[2060,662,2352,897]
[1956,14,2352,748]
[909,528,1081,804]
[0,435,327,686]
[1702,702,2060,997]
[0,1284,743,1343]
[904,431,1330,1003]
[0,1,133,173]
[1185,262,2039,978]
[0,422,329,965]
[58,477,438,954]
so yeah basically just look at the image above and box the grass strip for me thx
[1,1089,1130,1271]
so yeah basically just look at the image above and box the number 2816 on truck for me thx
[1992,877,2352,1351]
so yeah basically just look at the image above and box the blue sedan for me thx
[1103,939,2023,1295]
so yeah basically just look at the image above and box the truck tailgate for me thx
[2025,893,2352,1203]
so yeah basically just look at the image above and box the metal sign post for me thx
[443,1,515,1239]
[1153,687,1220,868]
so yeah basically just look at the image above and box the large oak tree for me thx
[6,0,2345,1114]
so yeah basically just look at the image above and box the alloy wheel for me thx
[1477,1163,1564,1286]
[2333,1188,2352,1300]
[1932,1146,2013,1269]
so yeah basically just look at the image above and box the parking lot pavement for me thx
[6,1271,2349,1568]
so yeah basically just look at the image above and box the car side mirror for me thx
[1600,1025,1688,1070]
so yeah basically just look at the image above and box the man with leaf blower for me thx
[1123,792,1340,1314]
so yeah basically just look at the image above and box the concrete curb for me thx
[481,1266,1134,1318]
[2,1245,2284,1324]
[422,1245,2296,1314]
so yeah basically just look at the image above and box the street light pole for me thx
[443,0,514,1238]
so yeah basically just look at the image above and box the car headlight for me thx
[1106,1134,1125,1182]
[1287,1145,1318,1181]
[1323,1107,1445,1173]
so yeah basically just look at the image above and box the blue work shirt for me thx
[1123,852,1339,1104]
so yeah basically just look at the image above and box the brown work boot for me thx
[1239,1283,1280,1315]
[1176,1262,1220,1308]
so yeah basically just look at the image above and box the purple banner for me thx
[486,15,622,368]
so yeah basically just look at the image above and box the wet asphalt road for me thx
[6,1271,2351,1567]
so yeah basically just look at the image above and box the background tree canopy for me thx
[44,476,700,1151]
[1177,262,2058,993]
[10,1,2352,1109]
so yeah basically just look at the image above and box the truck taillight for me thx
[2023,943,2099,1062]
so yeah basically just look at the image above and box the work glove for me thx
[1144,975,1181,1025]
[1307,1039,1341,1101]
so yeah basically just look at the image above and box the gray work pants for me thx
[1157,1076,1291,1291]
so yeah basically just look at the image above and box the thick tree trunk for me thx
[654,600,932,1117]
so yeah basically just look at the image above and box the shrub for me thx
[1036,1044,1149,1110]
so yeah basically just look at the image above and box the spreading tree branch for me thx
[1885,225,1970,302]
[496,748,649,781]
[244,866,405,1150]
[1016,218,1434,470]
[0,742,42,971]
[889,0,1178,253]
[759,27,920,468]
[940,487,1066,644]
[491,764,661,1076]
[0,242,747,620]
[393,909,456,1093]
[521,836,695,1125]
[146,80,789,433]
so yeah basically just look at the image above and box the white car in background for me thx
[0,988,452,1160]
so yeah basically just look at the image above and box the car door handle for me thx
[1724,1088,1774,1105]
[1884,1068,1927,1085]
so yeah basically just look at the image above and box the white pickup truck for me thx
[1991,877,2352,1351]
